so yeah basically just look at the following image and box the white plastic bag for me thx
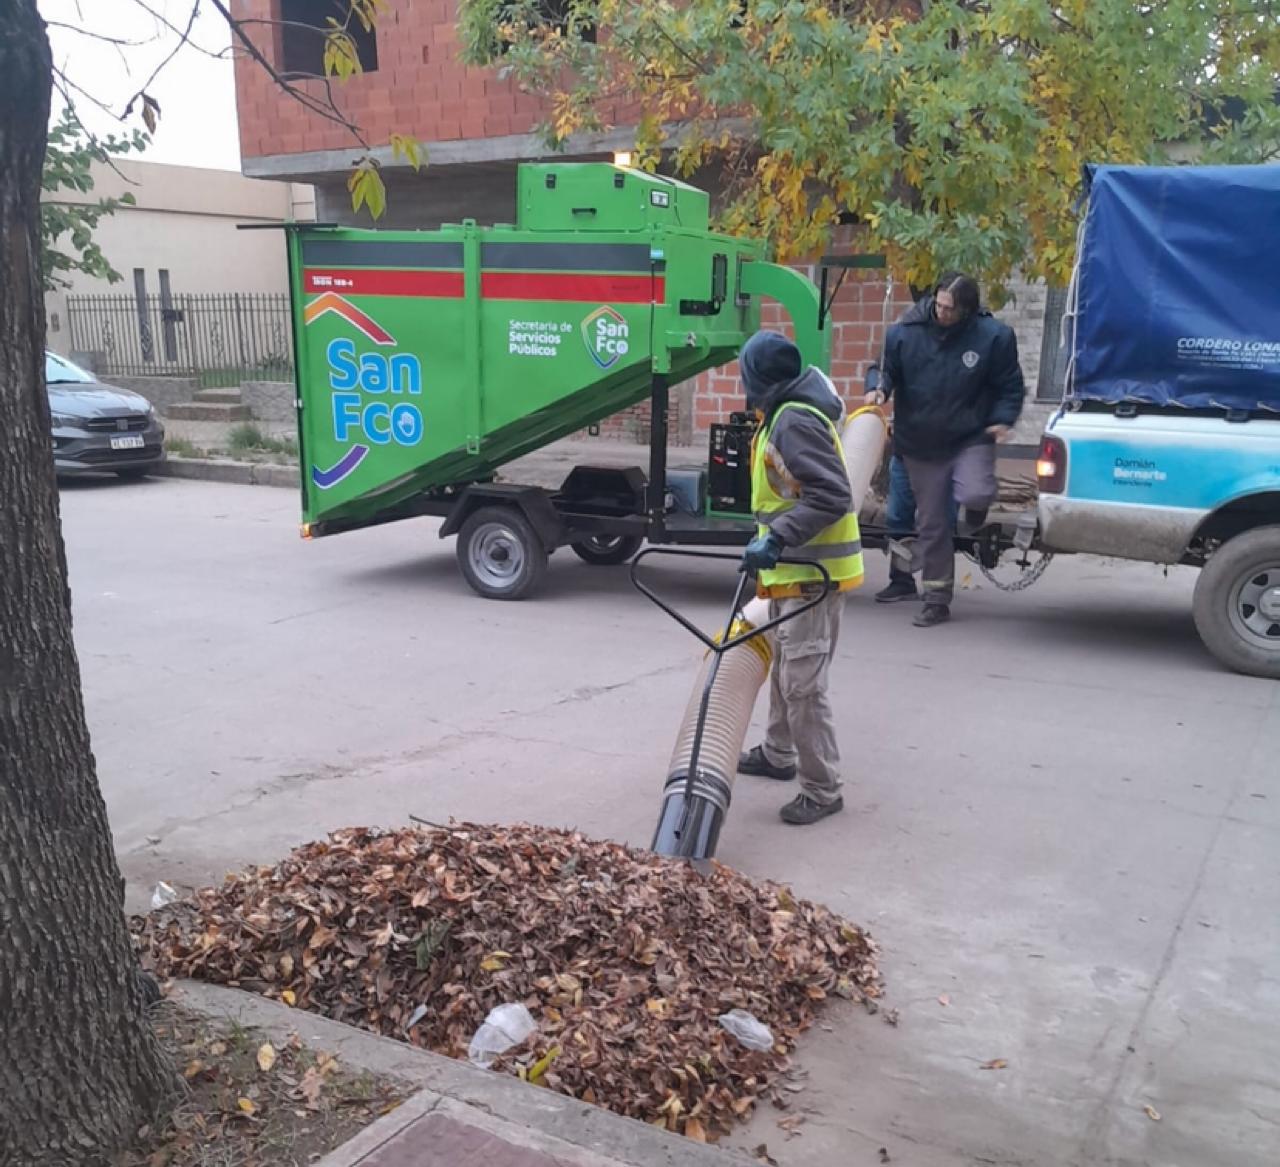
[150,882,178,910]
[718,1009,774,1052]
[467,1003,537,1067]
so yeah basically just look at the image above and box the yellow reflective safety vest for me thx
[751,402,864,599]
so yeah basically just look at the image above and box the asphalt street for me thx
[60,475,1280,1167]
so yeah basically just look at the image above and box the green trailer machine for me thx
[286,162,860,599]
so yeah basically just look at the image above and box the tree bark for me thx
[0,3,181,1163]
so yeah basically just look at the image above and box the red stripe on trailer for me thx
[303,269,464,298]
[481,272,663,303]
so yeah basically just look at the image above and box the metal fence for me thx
[66,292,294,381]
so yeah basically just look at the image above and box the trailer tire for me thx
[571,534,643,566]
[457,506,547,600]
[1193,525,1280,679]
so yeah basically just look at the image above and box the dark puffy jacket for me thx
[882,297,1025,459]
[754,367,853,548]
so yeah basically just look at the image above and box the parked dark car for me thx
[46,351,166,479]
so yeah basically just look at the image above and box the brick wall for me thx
[232,0,616,161]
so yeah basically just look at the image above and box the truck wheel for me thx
[457,506,548,600]
[571,534,643,566]
[1193,525,1280,679]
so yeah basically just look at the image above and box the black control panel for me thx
[706,412,757,516]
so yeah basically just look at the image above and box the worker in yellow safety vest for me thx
[736,330,864,825]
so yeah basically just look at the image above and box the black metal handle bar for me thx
[629,548,834,652]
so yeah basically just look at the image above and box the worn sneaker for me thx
[875,578,920,603]
[913,604,951,628]
[737,745,797,782]
[780,794,844,825]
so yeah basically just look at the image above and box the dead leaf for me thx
[685,1116,708,1142]
[237,1097,257,1116]
[980,1059,1008,1071]
[753,1145,780,1167]
[129,822,884,1142]
[182,1059,204,1080]
[299,1067,324,1110]
[256,1043,277,1073]
[527,1046,561,1086]
[1144,1105,1161,1122]
[777,1113,806,1139]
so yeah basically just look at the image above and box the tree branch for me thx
[206,0,370,148]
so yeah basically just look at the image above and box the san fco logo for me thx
[327,339,424,448]
[582,306,631,370]
[303,293,425,490]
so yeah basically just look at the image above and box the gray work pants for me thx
[902,441,998,607]
[761,590,844,805]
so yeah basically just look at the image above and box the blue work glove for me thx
[740,530,784,573]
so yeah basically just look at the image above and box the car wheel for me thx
[571,534,643,566]
[457,506,548,600]
[1193,524,1280,679]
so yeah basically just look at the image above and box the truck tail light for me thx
[1037,435,1067,494]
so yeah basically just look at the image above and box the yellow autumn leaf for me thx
[281,990,297,1006]
[256,1043,277,1073]
[528,1045,561,1085]
[238,1097,258,1116]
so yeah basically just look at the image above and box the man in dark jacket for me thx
[733,331,863,825]
[868,272,1025,626]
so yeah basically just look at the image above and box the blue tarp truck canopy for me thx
[1072,164,1280,413]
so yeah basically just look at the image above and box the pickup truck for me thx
[1035,164,1280,679]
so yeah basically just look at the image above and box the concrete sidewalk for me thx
[173,982,748,1167]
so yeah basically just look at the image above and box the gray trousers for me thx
[903,442,998,607]
[761,590,843,805]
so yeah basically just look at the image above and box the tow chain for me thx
[973,550,1055,592]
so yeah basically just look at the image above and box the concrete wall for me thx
[44,158,314,357]
[98,375,200,410]
[241,380,296,422]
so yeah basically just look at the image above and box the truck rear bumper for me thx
[1037,496,1204,563]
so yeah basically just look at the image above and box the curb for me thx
[156,456,298,489]
[170,981,749,1167]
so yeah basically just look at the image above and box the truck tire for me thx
[571,534,643,566]
[457,506,548,600]
[1193,525,1280,679]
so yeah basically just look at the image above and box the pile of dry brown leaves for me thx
[133,824,881,1142]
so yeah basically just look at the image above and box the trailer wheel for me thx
[571,534,643,566]
[457,506,547,600]
[1193,525,1280,679]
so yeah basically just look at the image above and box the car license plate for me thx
[110,434,145,451]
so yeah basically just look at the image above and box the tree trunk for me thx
[0,4,181,1163]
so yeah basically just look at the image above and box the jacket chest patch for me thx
[962,350,980,369]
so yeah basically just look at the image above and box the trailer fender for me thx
[438,484,564,551]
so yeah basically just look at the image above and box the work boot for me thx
[738,745,796,782]
[913,604,951,628]
[780,793,844,825]
[875,577,920,603]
